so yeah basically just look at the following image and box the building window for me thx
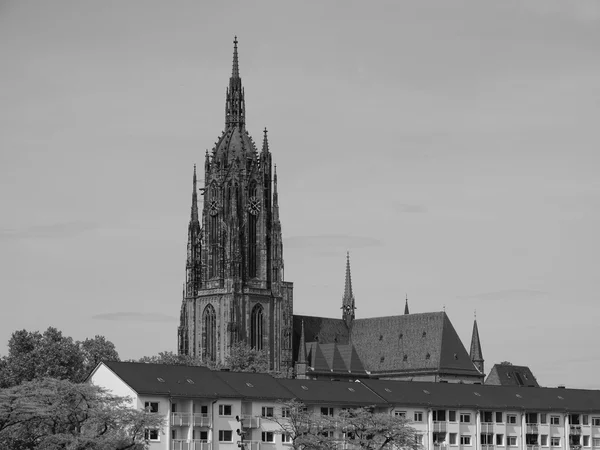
[551,437,561,447]
[433,410,447,422]
[282,407,291,418]
[200,405,208,416]
[496,434,504,446]
[540,414,547,424]
[482,411,493,423]
[194,430,208,440]
[481,434,494,445]
[507,414,517,424]
[202,304,217,362]
[593,438,600,447]
[414,412,424,422]
[496,412,503,423]
[145,429,159,441]
[321,407,334,416]
[526,434,539,445]
[508,436,518,446]
[415,434,424,445]
[461,435,472,446]
[551,416,560,425]
[262,432,275,443]
[526,413,538,424]
[395,411,407,418]
[449,411,457,422]
[449,433,457,445]
[434,432,447,444]
[251,304,264,350]
[582,415,589,426]
[592,417,600,426]
[144,402,159,413]
[541,435,548,446]
[583,436,591,447]
[262,407,274,418]
[460,413,471,423]
[218,404,232,416]
[282,433,292,443]
[219,430,233,442]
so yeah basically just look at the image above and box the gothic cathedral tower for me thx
[177,38,294,372]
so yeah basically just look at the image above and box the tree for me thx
[264,399,337,450]
[134,351,218,369]
[0,328,121,388]
[0,377,164,449]
[337,406,420,450]
[224,342,270,373]
[79,335,120,377]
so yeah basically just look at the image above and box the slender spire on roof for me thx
[470,313,484,374]
[262,127,269,153]
[404,294,410,315]
[297,320,307,364]
[225,36,245,128]
[190,164,199,222]
[341,251,356,326]
[232,36,239,78]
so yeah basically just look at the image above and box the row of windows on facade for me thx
[404,410,600,426]
[431,434,600,447]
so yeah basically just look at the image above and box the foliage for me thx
[338,406,420,450]
[134,351,219,369]
[0,377,163,450]
[224,341,269,373]
[0,328,120,388]
[264,399,337,450]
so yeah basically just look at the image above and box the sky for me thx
[1,0,600,389]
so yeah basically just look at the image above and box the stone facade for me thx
[178,38,293,372]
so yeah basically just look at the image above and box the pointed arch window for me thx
[248,181,258,278]
[250,304,264,350]
[203,304,217,362]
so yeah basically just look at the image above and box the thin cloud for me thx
[457,289,549,302]
[393,203,428,214]
[0,221,98,240]
[92,312,177,323]
[284,234,383,250]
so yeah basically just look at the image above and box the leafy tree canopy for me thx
[0,377,163,450]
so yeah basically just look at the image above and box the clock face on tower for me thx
[248,196,261,215]
[208,200,219,216]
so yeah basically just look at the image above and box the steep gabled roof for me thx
[277,378,386,406]
[304,342,368,374]
[99,361,238,398]
[292,315,349,362]
[350,312,481,377]
[485,363,540,387]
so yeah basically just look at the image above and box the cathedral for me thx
[178,38,485,384]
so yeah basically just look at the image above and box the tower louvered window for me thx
[251,304,264,350]
[203,304,216,361]
[209,184,219,279]
[248,182,258,278]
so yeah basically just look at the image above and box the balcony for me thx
[527,446,540,450]
[193,413,211,427]
[434,422,448,432]
[571,426,582,435]
[527,425,540,433]
[481,445,495,450]
[172,413,191,427]
[172,440,191,450]
[481,423,495,433]
[241,415,261,429]
[172,440,212,450]
[192,440,211,450]
[244,441,262,450]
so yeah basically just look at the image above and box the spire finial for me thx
[232,36,239,78]
[342,251,356,325]
[190,165,198,221]
[404,294,410,315]
[262,127,269,153]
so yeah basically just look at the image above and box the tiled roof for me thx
[485,364,540,387]
[100,361,238,398]
[305,342,367,374]
[214,371,295,400]
[350,312,481,377]
[277,378,386,406]
[360,379,600,411]
[292,315,349,362]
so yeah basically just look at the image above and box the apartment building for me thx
[89,361,600,450]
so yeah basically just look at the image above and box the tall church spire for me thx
[190,164,198,222]
[295,320,308,379]
[470,313,484,374]
[341,251,356,326]
[225,36,245,128]
[185,165,201,298]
